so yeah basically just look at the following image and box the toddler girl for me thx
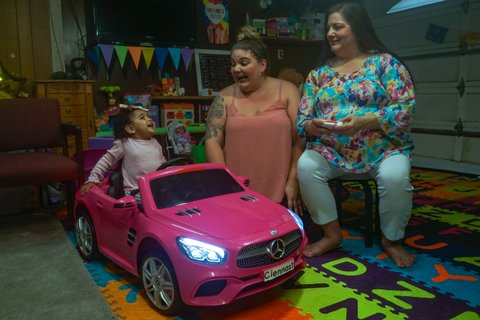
[81,104,166,200]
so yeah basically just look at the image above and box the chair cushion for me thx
[0,99,63,151]
[0,152,80,187]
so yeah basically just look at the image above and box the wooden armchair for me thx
[0,98,84,227]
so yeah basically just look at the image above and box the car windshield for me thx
[150,168,245,209]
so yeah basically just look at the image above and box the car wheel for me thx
[141,250,183,315]
[75,210,100,260]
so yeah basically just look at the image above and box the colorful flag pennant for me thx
[181,48,194,71]
[128,46,143,70]
[99,44,114,69]
[155,48,169,71]
[114,45,129,68]
[168,48,182,71]
[87,46,100,69]
[142,47,155,70]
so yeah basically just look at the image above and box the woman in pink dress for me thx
[204,26,304,215]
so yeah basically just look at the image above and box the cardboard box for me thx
[302,13,325,40]
[308,26,325,40]
[275,17,289,36]
[252,19,266,35]
[266,19,277,37]
[303,13,325,28]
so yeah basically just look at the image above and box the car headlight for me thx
[177,237,227,265]
[288,209,304,231]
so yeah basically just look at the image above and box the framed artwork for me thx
[194,49,232,96]
[203,0,229,44]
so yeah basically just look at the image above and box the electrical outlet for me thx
[277,48,284,60]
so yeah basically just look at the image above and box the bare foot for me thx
[381,236,416,267]
[303,235,343,258]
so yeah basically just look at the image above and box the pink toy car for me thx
[74,160,307,315]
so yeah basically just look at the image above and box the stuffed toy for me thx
[277,67,305,93]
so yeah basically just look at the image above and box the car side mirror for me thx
[237,176,250,187]
[113,195,137,209]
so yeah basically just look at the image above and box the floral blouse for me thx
[296,53,415,173]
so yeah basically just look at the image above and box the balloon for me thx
[0,61,27,99]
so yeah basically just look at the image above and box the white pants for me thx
[297,150,414,241]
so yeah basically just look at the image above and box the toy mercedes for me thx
[74,158,307,315]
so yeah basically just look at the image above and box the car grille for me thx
[195,280,227,297]
[237,230,302,268]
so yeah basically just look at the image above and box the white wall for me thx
[366,0,480,175]
[49,0,65,72]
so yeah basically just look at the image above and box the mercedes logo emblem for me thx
[268,239,285,260]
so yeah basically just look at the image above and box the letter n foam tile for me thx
[279,265,408,319]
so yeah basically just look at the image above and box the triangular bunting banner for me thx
[87,46,100,69]
[181,48,194,71]
[168,48,181,71]
[128,46,143,70]
[114,45,129,68]
[93,44,200,75]
[99,44,114,69]
[155,48,169,71]
[142,47,155,70]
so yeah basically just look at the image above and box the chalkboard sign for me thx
[194,49,232,96]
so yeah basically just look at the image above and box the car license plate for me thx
[264,259,294,282]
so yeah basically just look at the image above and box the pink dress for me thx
[224,83,292,202]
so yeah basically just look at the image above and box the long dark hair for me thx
[317,2,393,66]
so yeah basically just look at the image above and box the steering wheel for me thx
[157,156,194,171]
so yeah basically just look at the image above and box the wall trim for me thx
[413,156,480,176]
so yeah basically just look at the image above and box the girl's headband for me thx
[119,104,149,112]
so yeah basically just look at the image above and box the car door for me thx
[100,195,139,262]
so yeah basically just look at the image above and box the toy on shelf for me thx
[167,120,192,154]
[95,106,120,131]
[161,103,194,127]
[148,74,185,97]
[277,67,305,93]
[99,86,120,106]
[95,86,121,131]
[123,93,151,108]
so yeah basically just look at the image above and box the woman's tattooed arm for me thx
[205,95,226,140]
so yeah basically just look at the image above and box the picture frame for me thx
[194,49,232,96]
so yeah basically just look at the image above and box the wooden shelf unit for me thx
[261,36,324,46]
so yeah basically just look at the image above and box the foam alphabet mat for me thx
[69,168,480,319]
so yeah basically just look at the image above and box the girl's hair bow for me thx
[119,104,149,112]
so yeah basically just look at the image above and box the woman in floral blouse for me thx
[296,2,416,267]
